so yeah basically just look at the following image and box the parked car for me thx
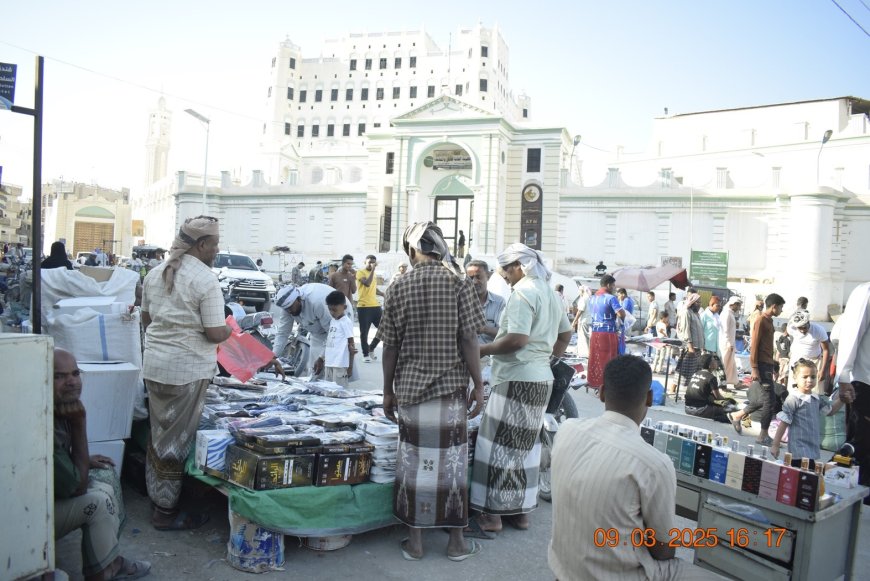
[212,251,277,310]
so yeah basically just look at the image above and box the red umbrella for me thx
[612,265,688,291]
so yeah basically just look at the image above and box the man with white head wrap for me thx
[141,216,230,530]
[271,282,354,375]
[786,309,830,393]
[377,222,486,562]
[470,243,573,533]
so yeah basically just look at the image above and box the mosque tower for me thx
[144,97,171,186]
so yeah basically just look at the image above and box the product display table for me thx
[187,459,397,536]
[675,471,868,580]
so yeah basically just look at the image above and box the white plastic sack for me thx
[49,308,148,420]
[41,267,139,329]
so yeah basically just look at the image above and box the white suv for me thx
[212,252,276,310]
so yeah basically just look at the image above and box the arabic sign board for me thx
[689,250,729,287]
[429,149,471,170]
[0,63,16,110]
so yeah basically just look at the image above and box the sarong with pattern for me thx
[394,388,468,528]
[470,379,552,515]
[145,378,209,510]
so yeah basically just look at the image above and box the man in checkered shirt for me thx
[377,222,486,562]
[141,216,230,531]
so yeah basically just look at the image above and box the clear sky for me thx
[1,0,869,199]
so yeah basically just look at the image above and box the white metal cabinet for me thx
[0,333,54,579]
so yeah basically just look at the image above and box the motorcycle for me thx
[236,311,276,350]
[280,326,311,378]
[538,357,586,502]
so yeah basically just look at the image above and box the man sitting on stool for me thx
[53,348,150,580]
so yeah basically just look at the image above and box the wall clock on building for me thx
[523,184,541,203]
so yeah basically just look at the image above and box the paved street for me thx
[55,336,870,580]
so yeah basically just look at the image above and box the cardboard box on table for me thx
[315,444,374,487]
[225,445,315,490]
[78,362,140,442]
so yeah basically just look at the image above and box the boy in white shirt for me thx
[324,290,355,386]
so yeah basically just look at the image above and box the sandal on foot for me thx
[728,414,743,435]
[400,538,422,561]
[448,539,482,562]
[110,557,151,580]
[152,510,209,531]
[460,518,496,539]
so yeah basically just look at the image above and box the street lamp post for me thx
[816,129,833,185]
[568,134,582,183]
[185,108,211,214]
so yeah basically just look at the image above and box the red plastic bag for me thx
[217,316,275,383]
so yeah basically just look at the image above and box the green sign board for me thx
[690,250,729,287]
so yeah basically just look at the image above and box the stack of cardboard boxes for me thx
[49,293,142,476]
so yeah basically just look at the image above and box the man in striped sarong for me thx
[471,243,572,533]
[377,222,486,562]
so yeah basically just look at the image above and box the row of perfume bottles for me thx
[640,418,830,512]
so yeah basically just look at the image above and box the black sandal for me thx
[462,518,496,539]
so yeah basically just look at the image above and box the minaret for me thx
[144,97,171,186]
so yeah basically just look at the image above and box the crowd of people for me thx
[32,215,870,579]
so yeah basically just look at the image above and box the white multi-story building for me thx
[259,24,530,185]
[140,25,870,316]
[561,97,870,318]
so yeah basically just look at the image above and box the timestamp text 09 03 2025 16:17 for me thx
[592,527,789,549]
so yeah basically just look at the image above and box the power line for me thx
[830,0,870,38]
[0,39,264,123]
[860,0,870,14]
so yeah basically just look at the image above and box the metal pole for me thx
[816,129,832,186]
[202,120,210,214]
[32,56,44,334]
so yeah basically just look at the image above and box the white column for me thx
[781,192,836,320]
[406,186,420,225]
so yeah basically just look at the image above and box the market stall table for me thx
[675,470,868,580]
[187,458,397,537]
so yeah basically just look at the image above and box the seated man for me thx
[548,355,723,580]
[54,348,151,580]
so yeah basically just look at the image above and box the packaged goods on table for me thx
[640,418,843,511]
[195,429,235,477]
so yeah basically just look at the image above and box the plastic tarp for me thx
[186,457,397,536]
[41,267,139,328]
